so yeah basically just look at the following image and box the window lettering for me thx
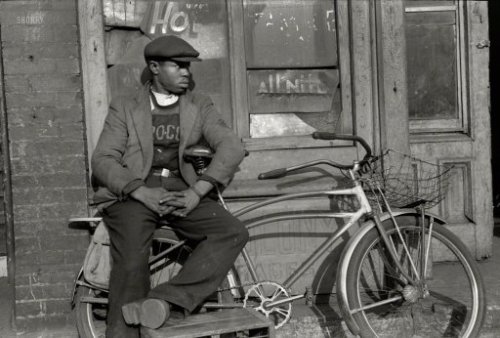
[148,1,198,36]
[257,73,328,95]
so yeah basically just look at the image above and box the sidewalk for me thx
[1,236,500,337]
[276,234,500,338]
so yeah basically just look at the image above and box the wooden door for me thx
[402,1,491,259]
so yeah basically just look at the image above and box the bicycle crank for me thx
[243,281,295,329]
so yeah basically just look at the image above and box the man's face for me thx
[149,60,191,94]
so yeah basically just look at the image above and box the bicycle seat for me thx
[183,145,214,160]
[69,217,178,240]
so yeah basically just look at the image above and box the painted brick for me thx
[15,301,45,317]
[31,268,79,285]
[10,140,85,158]
[10,155,86,176]
[14,220,90,237]
[39,251,68,266]
[3,57,80,75]
[15,268,79,288]
[2,42,79,60]
[0,0,77,12]
[15,299,73,317]
[16,283,72,301]
[38,203,89,221]
[5,91,82,108]
[1,24,78,43]
[0,9,77,26]
[12,203,88,224]
[7,105,84,126]
[4,74,82,93]
[12,173,87,189]
[8,125,84,142]
[45,299,72,315]
[15,237,41,254]
[39,235,86,251]
[15,264,80,284]
[13,205,41,222]
[9,123,84,142]
[64,249,87,264]
[15,252,42,266]
[2,0,87,330]
[15,315,78,334]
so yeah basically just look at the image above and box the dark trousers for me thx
[102,197,248,338]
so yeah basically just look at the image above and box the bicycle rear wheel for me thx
[343,214,485,338]
[74,237,189,338]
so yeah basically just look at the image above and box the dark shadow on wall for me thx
[489,1,500,217]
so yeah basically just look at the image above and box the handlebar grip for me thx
[312,131,337,140]
[312,132,372,159]
[258,168,288,180]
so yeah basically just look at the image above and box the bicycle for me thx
[71,132,486,338]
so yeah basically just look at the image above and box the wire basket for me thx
[362,149,454,210]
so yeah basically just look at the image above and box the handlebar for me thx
[258,132,373,180]
[312,132,372,160]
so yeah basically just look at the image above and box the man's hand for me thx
[171,181,214,217]
[130,186,185,216]
[170,188,201,217]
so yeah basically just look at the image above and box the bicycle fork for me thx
[372,200,435,301]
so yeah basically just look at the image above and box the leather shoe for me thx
[122,298,171,329]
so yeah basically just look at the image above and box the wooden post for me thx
[78,0,109,167]
[374,0,410,154]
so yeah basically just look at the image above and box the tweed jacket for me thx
[91,86,245,209]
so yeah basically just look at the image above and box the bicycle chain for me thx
[217,280,261,292]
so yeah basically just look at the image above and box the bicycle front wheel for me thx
[344,214,485,338]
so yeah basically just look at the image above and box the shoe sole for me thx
[121,302,141,325]
[140,298,170,329]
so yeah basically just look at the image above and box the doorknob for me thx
[475,39,490,49]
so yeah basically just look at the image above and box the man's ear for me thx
[148,61,160,75]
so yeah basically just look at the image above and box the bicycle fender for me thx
[336,209,446,336]
[71,267,85,307]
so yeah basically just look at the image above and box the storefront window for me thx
[103,0,232,125]
[404,0,467,132]
[243,0,342,138]
[101,0,348,143]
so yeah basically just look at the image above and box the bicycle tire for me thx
[74,238,191,338]
[343,214,485,338]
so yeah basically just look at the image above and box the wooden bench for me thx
[141,308,275,338]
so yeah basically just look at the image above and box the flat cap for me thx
[144,35,201,62]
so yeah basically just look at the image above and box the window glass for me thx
[405,11,458,121]
[243,0,342,138]
[243,0,337,68]
[104,0,232,125]
[247,69,340,138]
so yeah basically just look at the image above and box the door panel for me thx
[405,1,491,258]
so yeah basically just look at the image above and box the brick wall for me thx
[0,0,89,331]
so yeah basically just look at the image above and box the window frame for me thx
[228,0,353,151]
[404,1,469,134]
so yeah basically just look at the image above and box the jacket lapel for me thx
[179,92,199,184]
[131,87,154,175]
[179,92,197,154]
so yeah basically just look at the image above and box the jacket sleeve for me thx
[197,96,245,187]
[91,99,142,199]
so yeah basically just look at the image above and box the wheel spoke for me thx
[423,218,434,280]
[273,307,290,317]
[350,295,404,315]
[342,216,485,338]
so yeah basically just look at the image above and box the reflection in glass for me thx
[406,11,458,120]
[243,0,341,138]
[243,0,337,69]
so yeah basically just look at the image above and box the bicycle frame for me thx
[216,177,364,297]
[218,172,427,303]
